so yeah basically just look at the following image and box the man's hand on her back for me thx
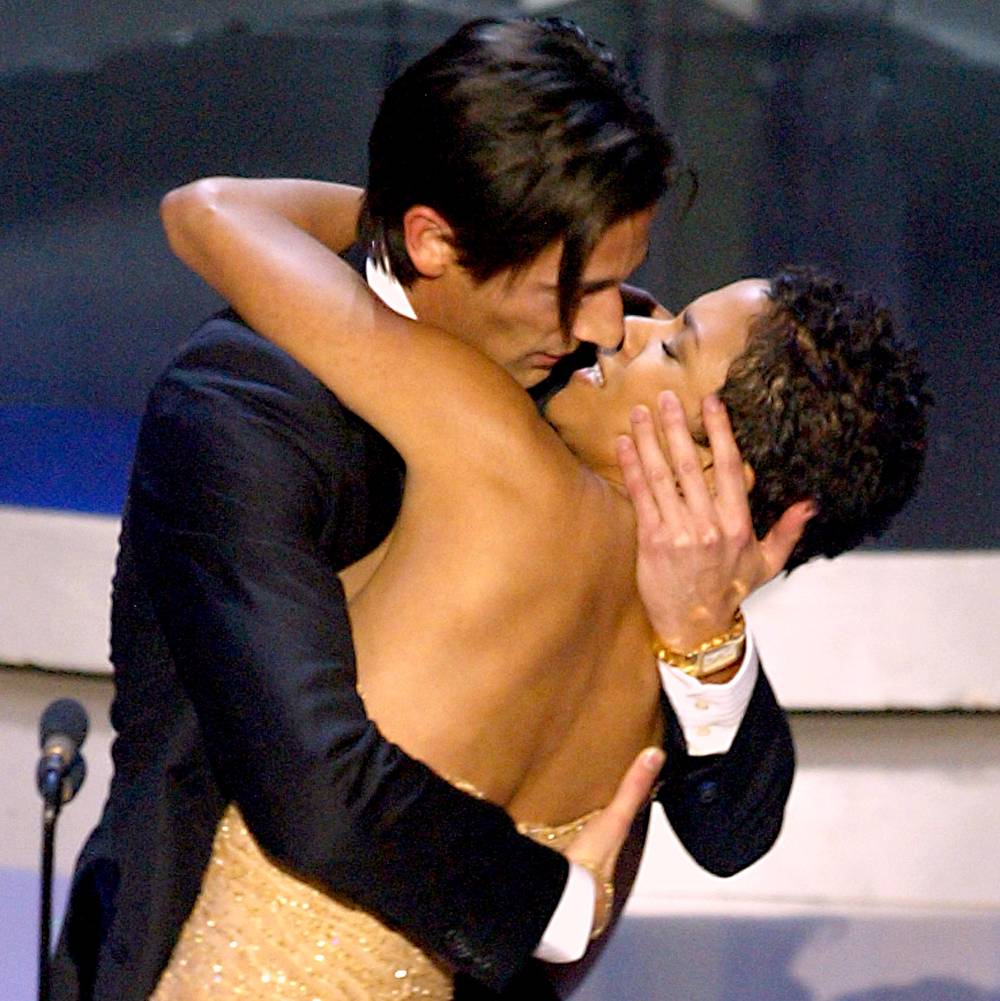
[617,390,815,652]
[562,747,664,937]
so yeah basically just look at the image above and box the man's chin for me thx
[504,357,550,389]
[520,368,549,389]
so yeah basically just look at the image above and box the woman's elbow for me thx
[160,177,227,263]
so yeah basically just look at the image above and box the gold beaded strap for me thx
[515,809,602,843]
[451,778,602,849]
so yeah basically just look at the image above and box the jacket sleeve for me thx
[128,316,566,991]
[616,286,795,875]
[656,667,795,875]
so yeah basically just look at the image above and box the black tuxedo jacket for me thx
[52,312,794,1001]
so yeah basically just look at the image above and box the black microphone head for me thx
[39,698,89,749]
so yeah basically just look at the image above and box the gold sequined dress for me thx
[151,798,599,1001]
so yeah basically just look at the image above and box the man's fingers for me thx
[566,749,664,864]
[629,405,680,508]
[624,405,687,534]
[565,748,664,875]
[603,747,664,829]
[616,434,663,533]
[758,499,816,580]
[658,392,713,516]
[702,395,749,512]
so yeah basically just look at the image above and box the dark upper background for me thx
[0,0,996,548]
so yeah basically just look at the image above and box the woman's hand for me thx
[617,390,815,652]
[563,747,664,937]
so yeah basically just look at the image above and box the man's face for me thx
[410,209,654,388]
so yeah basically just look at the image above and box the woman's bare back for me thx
[341,434,664,827]
[162,177,665,827]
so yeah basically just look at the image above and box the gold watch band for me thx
[652,610,746,679]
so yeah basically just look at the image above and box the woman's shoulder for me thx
[402,430,630,592]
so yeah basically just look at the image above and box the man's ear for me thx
[402,205,456,279]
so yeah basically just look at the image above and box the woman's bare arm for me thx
[160,177,544,477]
[163,178,365,257]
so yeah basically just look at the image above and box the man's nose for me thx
[569,287,625,350]
[618,317,653,360]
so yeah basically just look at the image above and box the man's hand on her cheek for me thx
[616,391,815,653]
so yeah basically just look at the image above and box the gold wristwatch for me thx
[652,610,746,679]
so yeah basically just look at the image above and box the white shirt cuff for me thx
[658,625,759,756]
[532,861,593,963]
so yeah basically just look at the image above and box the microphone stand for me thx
[38,756,84,1001]
[39,792,58,1001]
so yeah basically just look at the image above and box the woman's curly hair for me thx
[718,266,932,572]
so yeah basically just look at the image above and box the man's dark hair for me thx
[719,267,932,572]
[359,16,682,332]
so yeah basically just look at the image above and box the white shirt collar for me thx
[366,258,417,320]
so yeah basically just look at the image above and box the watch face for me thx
[699,640,741,677]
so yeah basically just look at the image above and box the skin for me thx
[546,278,819,657]
[545,279,771,482]
[400,204,812,651]
[403,204,655,386]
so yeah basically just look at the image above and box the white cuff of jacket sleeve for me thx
[658,626,759,756]
[532,861,593,963]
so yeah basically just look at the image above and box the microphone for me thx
[36,699,89,1001]
[36,699,89,809]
